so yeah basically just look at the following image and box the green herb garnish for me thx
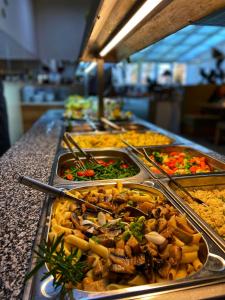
[123,230,131,241]
[25,234,87,296]
[130,216,145,241]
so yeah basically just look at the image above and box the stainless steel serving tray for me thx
[24,181,225,300]
[53,149,150,187]
[161,174,225,252]
[115,122,150,131]
[60,131,175,150]
[65,120,95,133]
[130,145,225,179]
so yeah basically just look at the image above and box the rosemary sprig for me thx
[25,234,87,296]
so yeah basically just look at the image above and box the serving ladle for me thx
[64,132,98,164]
[121,139,206,206]
[62,134,86,170]
[17,175,112,214]
[100,117,126,132]
[17,175,148,217]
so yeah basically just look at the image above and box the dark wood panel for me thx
[21,104,64,132]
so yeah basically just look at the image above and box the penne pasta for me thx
[47,183,205,292]
[181,251,198,264]
[89,238,109,259]
[193,258,203,271]
[173,236,185,247]
[181,244,199,253]
[65,234,90,251]
[186,263,195,275]
[168,268,177,280]
[192,233,202,244]
[52,224,73,235]
[175,265,187,279]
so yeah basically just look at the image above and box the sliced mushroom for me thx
[145,232,166,245]
[98,212,106,226]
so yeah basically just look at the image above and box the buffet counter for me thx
[0,110,62,300]
[0,110,224,300]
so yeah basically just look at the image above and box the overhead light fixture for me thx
[84,62,97,74]
[99,0,165,57]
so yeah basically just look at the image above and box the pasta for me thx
[176,187,225,239]
[62,131,172,149]
[48,183,206,292]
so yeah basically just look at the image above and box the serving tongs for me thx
[64,133,98,164]
[63,134,86,170]
[17,175,112,214]
[121,139,206,206]
[100,117,126,132]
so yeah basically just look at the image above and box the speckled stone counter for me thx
[0,111,224,300]
[0,110,63,300]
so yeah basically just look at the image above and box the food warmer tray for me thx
[60,131,176,150]
[129,145,225,178]
[160,174,225,252]
[53,148,150,187]
[23,181,225,300]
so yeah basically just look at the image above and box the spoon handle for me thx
[17,175,112,214]
[18,175,63,198]
[100,117,124,131]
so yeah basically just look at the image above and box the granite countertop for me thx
[0,111,224,300]
[0,110,63,300]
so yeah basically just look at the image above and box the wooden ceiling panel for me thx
[80,0,225,62]
[116,0,225,61]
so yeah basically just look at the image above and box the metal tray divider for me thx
[160,175,225,253]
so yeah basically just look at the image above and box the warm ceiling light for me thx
[99,0,165,57]
[84,62,97,74]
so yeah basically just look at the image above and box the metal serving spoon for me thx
[17,175,112,214]
[121,139,206,206]
[64,133,98,164]
[17,175,148,217]
[100,117,126,132]
[63,134,86,170]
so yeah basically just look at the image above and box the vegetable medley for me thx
[45,183,205,292]
[141,151,215,176]
[61,159,138,181]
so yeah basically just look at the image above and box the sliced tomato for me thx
[170,152,179,156]
[97,159,107,167]
[66,173,74,180]
[151,167,161,174]
[77,171,85,176]
[167,169,174,175]
[84,169,95,177]
[120,163,129,169]
[107,160,115,165]
[190,166,198,173]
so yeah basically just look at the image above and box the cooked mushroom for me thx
[145,232,166,245]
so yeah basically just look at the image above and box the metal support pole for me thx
[97,59,104,119]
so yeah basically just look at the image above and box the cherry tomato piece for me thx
[66,174,74,180]
[84,169,95,177]
[120,164,129,169]
[77,171,85,176]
